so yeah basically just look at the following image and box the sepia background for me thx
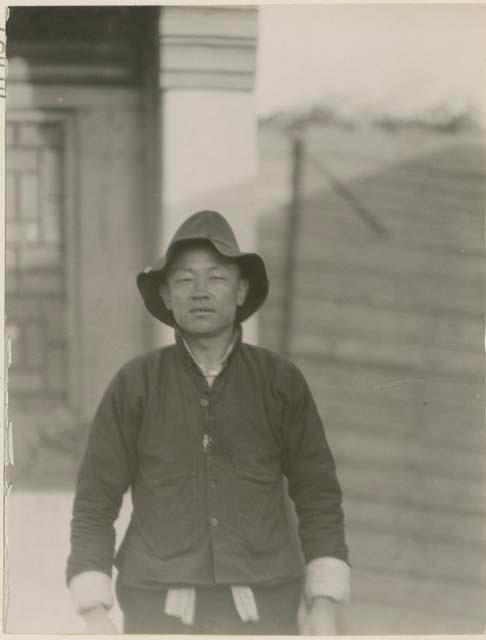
[4,4,486,634]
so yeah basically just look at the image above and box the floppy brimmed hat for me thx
[137,210,269,327]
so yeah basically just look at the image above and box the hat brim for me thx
[136,238,269,327]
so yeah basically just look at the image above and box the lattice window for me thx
[6,120,68,402]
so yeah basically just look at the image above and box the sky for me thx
[255,4,486,120]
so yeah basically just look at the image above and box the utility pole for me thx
[280,131,304,358]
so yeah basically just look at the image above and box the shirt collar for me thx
[176,325,242,379]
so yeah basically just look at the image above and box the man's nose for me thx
[191,277,209,297]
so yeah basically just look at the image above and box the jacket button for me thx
[210,517,218,527]
[200,398,209,408]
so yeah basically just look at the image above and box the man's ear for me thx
[159,282,172,310]
[237,278,249,307]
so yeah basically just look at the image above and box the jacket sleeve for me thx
[66,361,143,586]
[282,368,349,566]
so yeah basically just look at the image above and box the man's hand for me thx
[81,606,119,634]
[298,595,338,635]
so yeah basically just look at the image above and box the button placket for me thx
[202,433,211,452]
[203,398,219,533]
[201,394,211,453]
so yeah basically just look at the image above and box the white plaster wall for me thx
[156,90,260,346]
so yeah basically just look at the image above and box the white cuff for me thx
[305,557,351,604]
[69,570,114,614]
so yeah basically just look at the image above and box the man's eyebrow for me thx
[170,266,194,275]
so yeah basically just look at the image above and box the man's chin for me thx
[176,317,233,339]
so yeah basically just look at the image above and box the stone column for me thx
[153,6,259,345]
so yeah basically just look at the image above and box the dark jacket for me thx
[67,330,348,588]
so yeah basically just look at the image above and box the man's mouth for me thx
[190,308,214,314]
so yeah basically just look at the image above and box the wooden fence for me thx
[257,121,486,634]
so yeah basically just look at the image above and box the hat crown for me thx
[170,210,240,254]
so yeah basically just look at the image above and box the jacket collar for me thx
[174,324,242,379]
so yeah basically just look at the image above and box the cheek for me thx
[221,284,239,302]
[168,289,191,310]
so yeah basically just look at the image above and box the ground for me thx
[5,490,131,633]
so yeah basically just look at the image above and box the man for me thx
[67,210,350,635]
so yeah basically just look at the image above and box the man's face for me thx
[160,244,249,338]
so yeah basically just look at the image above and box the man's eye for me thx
[211,275,225,280]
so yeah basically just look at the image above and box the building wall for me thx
[5,5,261,488]
[6,119,68,403]
[6,8,149,483]
[258,120,486,634]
